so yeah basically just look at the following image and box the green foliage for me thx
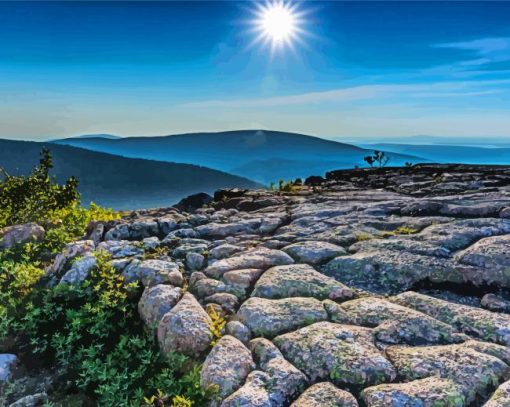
[0,148,80,227]
[0,259,44,344]
[273,179,298,192]
[207,305,226,346]
[354,231,374,242]
[3,252,209,406]
[0,150,207,405]
[380,226,419,238]
[364,150,390,168]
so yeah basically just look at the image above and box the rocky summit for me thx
[8,164,510,406]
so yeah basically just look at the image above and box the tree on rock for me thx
[364,150,390,168]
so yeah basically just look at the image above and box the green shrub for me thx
[0,150,208,405]
[4,252,210,405]
[0,148,79,228]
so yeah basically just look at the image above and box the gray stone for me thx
[210,244,242,260]
[291,382,358,407]
[339,297,465,345]
[138,284,182,328]
[205,248,294,278]
[0,354,17,382]
[8,393,48,407]
[59,253,97,285]
[394,291,510,346]
[222,269,263,297]
[88,222,104,245]
[167,228,199,239]
[206,293,239,314]
[221,371,272,407]
[105,220,159,240]
[226,321,251,344]
[130,220,159,239]
[142,236,161,250]
[196,220,261,238]
[105,223,130,240]
[172,243,208,258]
[237,297,328,337]
[481,294,510,313]
[0,223,45,249]
[186,252,205,271]
[386,343,509,404]
[201,335,255,399]
[484,380,510,406]
[158,217,178,235]
[274,322,396,386]
[194,278,227,298]
[97,239,143,258]
[252,264,355,301]
[361,377,465,407]
[283,241,347,265]
[263,357,308,406]
[122,259,182,287]
[249,338,284,369]
[456,235,510,287]
[47,240,95,276]
[157,293,212,357]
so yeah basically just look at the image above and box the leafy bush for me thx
[0,148,79,227]
[0,150,209,405]
[4,252,210,405]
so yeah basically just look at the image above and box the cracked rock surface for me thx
[43,164,510,405]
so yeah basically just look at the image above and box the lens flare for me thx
[251,1,307,52]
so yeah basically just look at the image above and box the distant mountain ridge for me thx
[74,134,122,140]
[53,130,423,183]
[0,139,260,210]
[348,135,510,148]
[359,143,510,165]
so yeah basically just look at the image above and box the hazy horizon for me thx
[1,2,510,141]
[3,129,510,148]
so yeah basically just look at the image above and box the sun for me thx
[260,3,296,44]
[252,1,305,51]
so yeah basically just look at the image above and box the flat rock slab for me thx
[456,235,510,287]
[322,250,445,294]
[339,297,465,345]
[361,377,465,407]
[386,343,509,404]
[237,297,328,338]
[251,264,355,301]
[394,291,510,346]
[283,241,347,265]
[291,382,359,407]
[274,322,396,387]
[205,248,294,278]
[196,220,261,238]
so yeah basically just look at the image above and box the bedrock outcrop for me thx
[41,164,510,405]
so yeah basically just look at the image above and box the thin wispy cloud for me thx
[180,79,510,109]
[433,37,510,68]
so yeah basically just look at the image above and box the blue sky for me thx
[1,1,510,140]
